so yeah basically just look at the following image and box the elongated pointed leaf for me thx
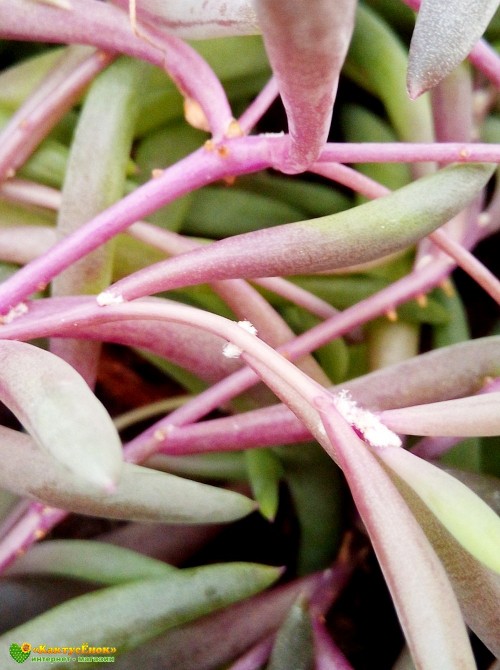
[110,569,336,670]
[315,396,476,670]
[408,0,500,98]
[391,472,500,657]
[254,0,356,171]
[268,598,314,670]
[0,563,281,659]
[345,4,434,143]
[0,341,122,491]
[380,392,500,437]
[5,540,175,585]
[376,447,500,574]
[0,426,255,524]
[245,449,283,521]
[106,162,495,301]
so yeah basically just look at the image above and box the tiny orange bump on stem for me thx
[225,118,244,138]
[217,144,230,158]
[416,293,428,308]
[439,278,455,297]
[385,308,398,322]
[151,168,164,179]
[204,139,216,152]
[184,98,210,132]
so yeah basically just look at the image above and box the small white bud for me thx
[222,320,258,359]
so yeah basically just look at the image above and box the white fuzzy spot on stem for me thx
[96,291,124,307]
[334,389,402,448]
[0,302,28,324]
[222,320,258,358]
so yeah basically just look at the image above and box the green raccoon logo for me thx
[9,643,31,663]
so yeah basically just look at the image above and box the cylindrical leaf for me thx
[106,162,495,301]
[408,0,500,97]
[0,563,281,656]
[4,540,175,585]
[253,0,356,171]
[380,393,500,437]
[376,447,500,574]
[0,426,255,524]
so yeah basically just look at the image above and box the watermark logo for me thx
[9,643,31,664]
[8,642,117,663]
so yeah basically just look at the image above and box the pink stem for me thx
[237,76,279,133]
[0,47,114,183]
[0,0,234,140]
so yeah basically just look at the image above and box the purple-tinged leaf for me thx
[0,296,243,385]
[376,446,500,574]
[253,0,356,172]
[312,618,354,670]
[407,0,500,98]
[380,392,500,437]
[0,341,122,491]
[315,396,476,670]
[103,162,494,301]
[0,426,255,524]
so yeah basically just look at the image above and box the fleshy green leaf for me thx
[0,48,64,109]
[282,444,343,575]
[0,563,281,659]
[183,186,305,237]
[107,162,495,300]
[0,341,122,491]
[376,447,500,573]
[245,449,283,521]
[345,4,434,143]
[102,570,328,670]
[4,540,176,585]
[0,426,255,524]
[408,0,500,98]
[267,598,314,670]
[390,471,500,656]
